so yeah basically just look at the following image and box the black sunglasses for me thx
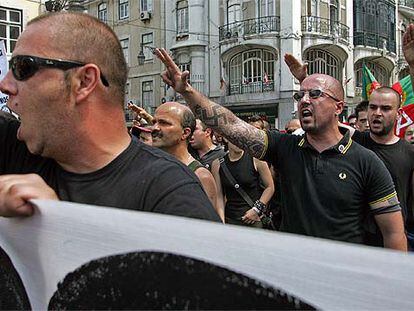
[9,55,109,87]
[293,89,341,102]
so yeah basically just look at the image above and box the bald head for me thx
[158,102,196,136]
[28,12,127,105]
[370,86,401,109]
[285,119,301,134]
[302,74,344,101]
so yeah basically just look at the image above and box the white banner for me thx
[0,200,414,310]
[0,40,9,112]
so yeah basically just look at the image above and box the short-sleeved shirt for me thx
[0,115,220,222]
[261,130,399,244]
[352,130,414,232]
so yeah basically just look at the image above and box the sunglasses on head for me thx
[293,89,341,102]
[9,55,109,87]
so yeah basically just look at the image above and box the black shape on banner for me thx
[48,251,315,310]
[0,246,31,310]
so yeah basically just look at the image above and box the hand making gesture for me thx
[284,53,308,83]
[155,48,191,94]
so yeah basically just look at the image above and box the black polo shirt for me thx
[261,130,399,244]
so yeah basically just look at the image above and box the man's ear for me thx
[398,107,403,117]
[182,127,192,141]
[335,101,344,116]
[72,64,101,102]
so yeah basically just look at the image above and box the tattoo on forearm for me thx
[192,100,267,158]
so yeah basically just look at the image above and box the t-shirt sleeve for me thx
[364,151,401,215]
[261,130,299,167]
[146,162,221,222]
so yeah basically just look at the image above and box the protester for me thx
[189,119,226,170]
[404,124,414,144]
[354,101,369,132]
[156,48,406,250]
[130,125,152,145]
[211,139,274,227]
[350,87,414,249]
[347,113,357,128]
[151,102,223,221]
[0,12,220,222]
[284,119,301,134]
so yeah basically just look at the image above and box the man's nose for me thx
[0,70,16,96]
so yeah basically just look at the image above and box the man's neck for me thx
[165,144,193,165]
[197,141,215,158]
[369,131,400,145]
[306,126,343,153]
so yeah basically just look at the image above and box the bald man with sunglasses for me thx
[0,12,220,222]
[155,48,406,251]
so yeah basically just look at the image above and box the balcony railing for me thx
[219,16,280,41]
[229,81,274,95]
[399,0,414,9]
[354,31,396,53]
[301,16,349,42]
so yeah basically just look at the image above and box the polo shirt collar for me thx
[298,130,352,154]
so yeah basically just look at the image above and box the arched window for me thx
[304,49,342,81]
[355,60,389,87]
[228,49,275,94]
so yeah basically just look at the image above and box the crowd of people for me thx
[0,11,414,253]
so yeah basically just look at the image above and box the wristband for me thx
[253,200,266,214]
[252,206,263,216]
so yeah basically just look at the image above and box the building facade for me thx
[82,0,409,129]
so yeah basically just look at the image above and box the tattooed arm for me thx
[403,24,414,92]
[155,48,267,159]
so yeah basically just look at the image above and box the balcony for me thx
[399,0,414,18]
[229,81,274,95]
[301,16,349,43]
[219,16,280,41]
[354,31,396,54]
[400,0,414,9]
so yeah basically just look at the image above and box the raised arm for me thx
[284,53,307,83]
[155,48,267,159]
[403,24,414,91]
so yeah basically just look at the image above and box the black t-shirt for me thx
[262,130,399,244]
[0,116,220,222]
[352,131,414,231]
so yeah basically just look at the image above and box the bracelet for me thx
[253,200,266,214]
[252,206,263,216]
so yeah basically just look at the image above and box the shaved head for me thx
[303,74,344,101]
[28,12,128,105]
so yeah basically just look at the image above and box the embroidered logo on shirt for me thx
[339,172,347,180]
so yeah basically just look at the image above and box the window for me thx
[176,0,189,35]
[0,7,22,54]
[259,0,275,17]
[141,0,153,12]
[228,49,275,95]
[304,49,341,81]
[142,33,153,61]
[120,38,129,64]
[227,0,241,24]
[119,0,129,20]
[98,3,107,22]
[142,81,154,112]
[307,0,317,16]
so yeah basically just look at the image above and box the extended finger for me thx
[159,49,181,71]
[161,71,174,86]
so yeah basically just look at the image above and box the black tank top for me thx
[219,152,262,220]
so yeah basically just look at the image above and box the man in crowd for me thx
[152,102,223,221]
[404,124,414,144]
[284,119,301,134]
[350,87,414,249]
[189,119,226,171]
[355,101,369,132]
[347,113,357,128]
[0,12,220,222]
[155,48,406,250]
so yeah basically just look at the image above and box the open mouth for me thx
[301,109,312,119]
[371,119,382,125]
